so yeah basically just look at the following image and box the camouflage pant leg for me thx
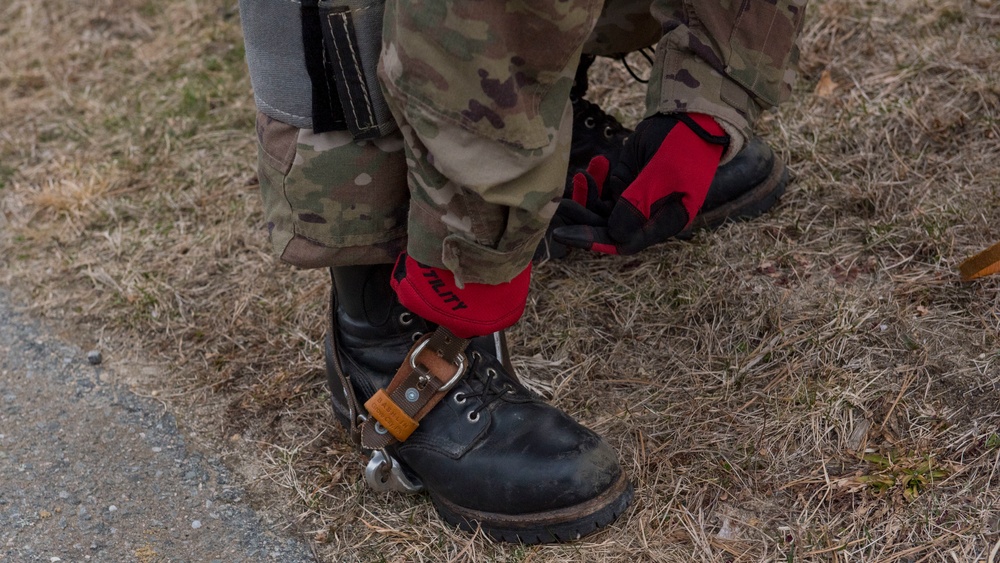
[378,0,603,285]
[254,0,805,277]
[584,0,806,154]
[395,107,573,285]
[255,111,408,268]
[584,0,663,58]
[644,0,808,143]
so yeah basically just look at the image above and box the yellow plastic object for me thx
[959,242,1000,281]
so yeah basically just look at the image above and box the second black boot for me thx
[325,265,633,544]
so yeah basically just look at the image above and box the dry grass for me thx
[3,0,1000,561]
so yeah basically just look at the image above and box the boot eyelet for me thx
[411,331,423,343]
[467,411,480,423]
[453,393,466,405]
[399,312,414,326]
[486,368,497,378]
[503,383,515,393]
[374,421,388,435]
[471,351,482,362]
[604,126,615,139]
[584,116,596,129]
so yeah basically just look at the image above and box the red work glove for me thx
[390,253,531,339]
[552,113,728,255]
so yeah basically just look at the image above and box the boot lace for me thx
[618,48,655,84]
[454,355,514,422]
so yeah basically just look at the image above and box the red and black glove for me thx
[390,253,531,339]
[552,113,728,255]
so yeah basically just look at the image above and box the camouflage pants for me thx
[254,0,806,284]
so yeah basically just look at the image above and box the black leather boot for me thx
[680,135,789,237]
[546,56,788,261]
[569,55,631,175]
[325,265,633,544]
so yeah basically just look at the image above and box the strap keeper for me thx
[364,389,419,442]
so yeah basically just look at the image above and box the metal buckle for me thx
[364,450,423,494]
[408,338,466,392]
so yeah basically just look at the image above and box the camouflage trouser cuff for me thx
[279,235,406,269]
[646,47,762,164]
[405,199,544,287]
[440,234,542,287]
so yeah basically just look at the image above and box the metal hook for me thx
[364,450,423,494]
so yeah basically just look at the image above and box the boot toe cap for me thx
[400,402,624,515]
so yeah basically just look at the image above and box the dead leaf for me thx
[758,259,778,276]
[815,69,838,98]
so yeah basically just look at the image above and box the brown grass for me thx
[3,0,1000,561]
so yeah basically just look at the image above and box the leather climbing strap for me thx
[959,242,1000,281]
[360,327,469,450]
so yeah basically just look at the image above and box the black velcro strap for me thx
[675,113,730,146]
[301,0,346,133]
[320,7,381,140]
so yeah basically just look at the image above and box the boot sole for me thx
[430,471,634,544]
[679,153,789,238]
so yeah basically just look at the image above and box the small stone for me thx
[39,510,52,518]
[108,505,117,513]
[86,350,102,365]
[191,520,201,529]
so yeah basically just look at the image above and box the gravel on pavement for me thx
[0,292,317,563]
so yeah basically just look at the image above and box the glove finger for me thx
[606,160,637,202]
[535,213,570,261]
[568,168,615,217]
[551,225,622,255]
[554,199,609,227]
[613,198,689,255]
[607,198,651,243]
[569,172,591,206]
[584,155,610,196]
[587,173,617,215]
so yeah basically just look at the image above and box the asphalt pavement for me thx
[0,291,317,563]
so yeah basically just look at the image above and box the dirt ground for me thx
[2,0,1000,561]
